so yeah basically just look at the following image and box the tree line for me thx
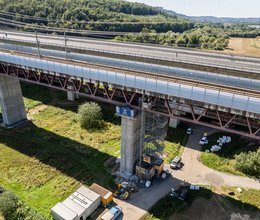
[116,27,229,50]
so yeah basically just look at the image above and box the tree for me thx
[235,149,260,178]
[78,102,103,129]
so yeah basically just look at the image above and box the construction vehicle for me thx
[170,185,188,201]
[101,206,122,220]
[113,186,130,200]
[170,156,182,169]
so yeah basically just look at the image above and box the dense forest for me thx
[0,0,194,33]
[0,0,259,50]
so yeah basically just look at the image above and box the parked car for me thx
[199,136,208,145]
[101,206,122,220]
[170,156,182,169]
[186,128,192,135]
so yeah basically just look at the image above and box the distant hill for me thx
[189,16,260,24]
[160,8,260,24]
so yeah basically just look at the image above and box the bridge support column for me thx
[67,86,79,101]
[169,117,180,128]
[120,114,141,175]
[0,75,27,127]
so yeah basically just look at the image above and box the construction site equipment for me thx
[89,183,113,207]
[51,185,100,220]
[170,156,182,169]
[113,188,130,200]
[101,206,122,220]
[170,185,188,201]
[120,181,138,192]
[135,154,164,180]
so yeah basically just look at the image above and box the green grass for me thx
[164,125,188,163]
[21,83,53,110]
[145,186,260,220]
[144,186,213,220]
[221,187,260,211]
[0,82,187,219]
[200,132,259,177]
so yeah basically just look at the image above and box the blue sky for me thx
[127,0,260,18]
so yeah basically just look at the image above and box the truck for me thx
[101,206,122,220]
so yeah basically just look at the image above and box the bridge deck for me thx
[1,48,259,99]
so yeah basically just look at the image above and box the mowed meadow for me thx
[0,82,186,218]
[225,37,260,56]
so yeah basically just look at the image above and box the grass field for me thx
[225,37,260,56]
[200,132,259,177]
[0,82,186,219]
[144,186,260,220]
[221,186,260,210]
[144,186,213,220]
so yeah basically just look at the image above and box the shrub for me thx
[0,189,47,220]
[0,191,18,219]
[78,102,103,129]
[235,149,260,178]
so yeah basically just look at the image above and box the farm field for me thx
[224,37,260,56]
[0,82,186,219]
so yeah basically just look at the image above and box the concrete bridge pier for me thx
[0,75,27,127]
[120,114,141,175]
[67,85,79,101]
[169,118,180,128]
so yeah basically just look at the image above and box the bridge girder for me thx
[0,61,259,140]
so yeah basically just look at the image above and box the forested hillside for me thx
[0,0,259,50]
[0,0,194,32]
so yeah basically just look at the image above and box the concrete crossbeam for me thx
[120,114,141,175]
[0,75,27,127]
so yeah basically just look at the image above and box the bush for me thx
[78,102,103,129]
[0,191,18,219]
[0,189,47,220]
[235,149,260,178]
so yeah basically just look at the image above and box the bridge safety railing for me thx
[1,36,260,75]
[1,40,260,92]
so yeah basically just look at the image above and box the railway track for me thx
[1,48,260,99]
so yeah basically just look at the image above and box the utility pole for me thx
[64,31,68,59]
[35,31,41,58]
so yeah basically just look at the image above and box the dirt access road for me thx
[173,126,260,189]
[115,126,260,220]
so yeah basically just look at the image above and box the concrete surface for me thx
[0,75,27,126]
[120,114,141,175]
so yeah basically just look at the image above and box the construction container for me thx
[89,183,113,207]
[51,185,101,220]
